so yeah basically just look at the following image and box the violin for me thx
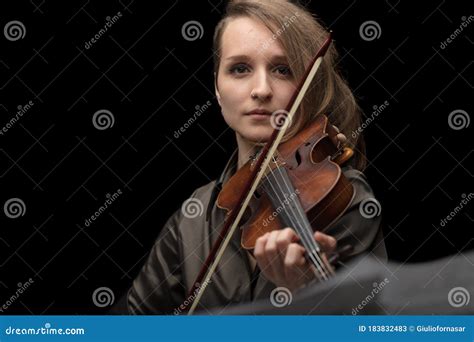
[219,113,354,263]
[185,33,355,314]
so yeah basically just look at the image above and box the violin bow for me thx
[185,33,333,315]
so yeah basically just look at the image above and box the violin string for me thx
[269,156,331,278]
[262,163,328,281]
[270,162,330,280]
[273,164,331,278]
[262,158,329,280]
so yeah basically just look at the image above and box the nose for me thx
[251,69,273,101]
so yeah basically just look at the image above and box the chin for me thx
[238,126,273,144]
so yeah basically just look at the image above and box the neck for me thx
[236,134,258,169]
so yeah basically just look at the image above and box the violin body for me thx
[217,114,355,249]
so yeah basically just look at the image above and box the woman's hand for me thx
[253,227,337,292]
[332,125,347,146]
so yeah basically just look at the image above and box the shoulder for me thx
[342,165,369,184]
[341,166,376,205]
[160,180,218,238]
[189,180,217,202]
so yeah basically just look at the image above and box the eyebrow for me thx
[224,54,289,63]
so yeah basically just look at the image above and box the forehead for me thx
[220,16,287,59]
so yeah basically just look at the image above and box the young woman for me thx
[126,0,386,314]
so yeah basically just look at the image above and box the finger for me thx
[254,232,269,261]
[265,230,282,269]
[284,243,312,285]
[314,231,337,254]
[332,125,340,133]
[254,233,272,275]
[336,132,347,144]
[275,228,298,253]
[284,243,306,269]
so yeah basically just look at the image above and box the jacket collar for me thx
[206,149,238,222]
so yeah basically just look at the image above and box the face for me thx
[216,17,297,144]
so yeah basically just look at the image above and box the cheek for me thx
[274,83,296,108]
[218,80,247,121]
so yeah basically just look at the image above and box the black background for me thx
[0,0,472,314]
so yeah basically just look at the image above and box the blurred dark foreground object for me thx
[110,251,474,315]
[208,251,474,315]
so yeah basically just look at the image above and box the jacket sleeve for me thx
[323,167,387,261]
[127,209,186,314]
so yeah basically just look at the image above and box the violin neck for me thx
[261,164,334,281]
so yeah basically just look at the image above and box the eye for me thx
[273,65,292,77]
[229,63,250,75]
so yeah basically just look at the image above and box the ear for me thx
[214,72,222,106]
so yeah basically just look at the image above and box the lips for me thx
[245,109,272,116]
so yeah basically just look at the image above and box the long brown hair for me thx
[213,0,366,170]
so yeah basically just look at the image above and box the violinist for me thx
[125,0,386,314]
